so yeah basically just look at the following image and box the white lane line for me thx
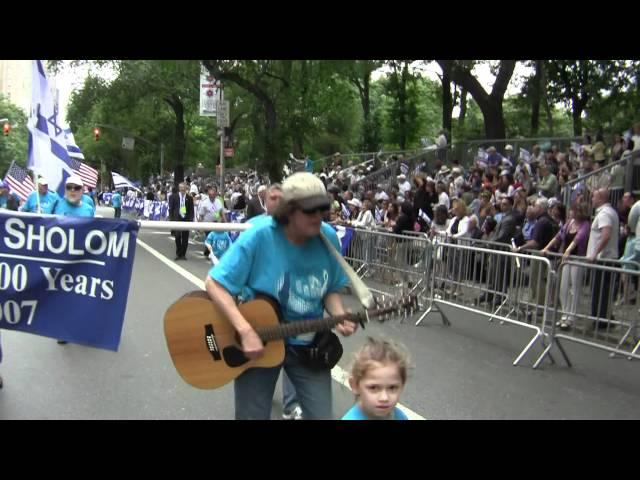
[137,238,206,288]
[136,237,425,420]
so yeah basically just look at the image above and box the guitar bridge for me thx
[204,324,222,361]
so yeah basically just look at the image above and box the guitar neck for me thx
[255,300,404,342]
[257,314,349,343]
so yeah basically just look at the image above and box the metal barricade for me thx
[342,227,433,318]
[417,239,555,368]
[535,259,640,367]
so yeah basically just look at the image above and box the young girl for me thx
[342,337,410,420]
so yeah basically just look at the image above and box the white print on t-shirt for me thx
[276,270,329,316]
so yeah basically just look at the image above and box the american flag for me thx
[67,157,98,189]
[4,161,35,202]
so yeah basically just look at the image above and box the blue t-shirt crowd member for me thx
[20,177,60,214]
[111,190,122,218]
[53,175,95,217]
[205,173,356,420]
[205,231,233,265]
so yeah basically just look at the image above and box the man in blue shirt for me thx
[53,175,95,218]
[50,174,94,345]
[21,176,60,214]
[111,189,122,218]
[205,172,357,419]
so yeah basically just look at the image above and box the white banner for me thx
[200,65,221,117]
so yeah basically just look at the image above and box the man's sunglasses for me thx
[301,205,330,215]
[66,185,83,191]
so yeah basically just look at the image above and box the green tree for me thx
[545,60,636,136]
[438,60,516,141]
[383,60,420,149]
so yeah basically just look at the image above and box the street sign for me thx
[216,100,230,127]
[224,147,234,157]
[200,65,221,117]
[122,137,135,151]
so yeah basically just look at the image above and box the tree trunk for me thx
[166,94,185,186]
[441,60,515,142]
[482,103,507,142]
[458,88,468,126]
[571,97,583,136]
[441,64,453,139]
[398,62,408,150]
[530,60,542,135]
[263,99,280,182]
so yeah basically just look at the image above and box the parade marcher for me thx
[51,175,95,344]
[204,172,357,419]
[20,176,59,214]
[168,182,195,261]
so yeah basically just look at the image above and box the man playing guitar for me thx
[204,173,357,419]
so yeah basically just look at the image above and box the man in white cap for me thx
[20,176,60,214]
[52,175,95,217]
[51,175,95,345]
[204,172,357,420]
[504,144,515,165]
[397,174,411,196]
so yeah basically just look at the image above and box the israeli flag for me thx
[341,202,351,220]
[27,60,75,197]
[64,127,84,160]
[333,225,355,256]
[112,171,141,192]
[418,209,432,226]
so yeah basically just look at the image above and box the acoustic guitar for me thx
[164,291,417,390]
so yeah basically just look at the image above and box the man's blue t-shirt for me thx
[82,193,96,214]
[20,190,60,214]
[209,217,349,346]
[304,158,313,173]
[53,198,95,217]
[205,231,233,258]
[111,192,122,208]
[341,404,409,420]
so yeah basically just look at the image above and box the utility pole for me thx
[216,93,230,192]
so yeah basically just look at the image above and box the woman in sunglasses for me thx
[52,175,95,217]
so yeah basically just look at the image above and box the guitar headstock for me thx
[368,294,419,323]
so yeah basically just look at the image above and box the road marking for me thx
[136,238,206,288]
[136,237,425,420]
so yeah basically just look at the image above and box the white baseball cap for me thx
[282,172,330,210]
[65,175,84,187]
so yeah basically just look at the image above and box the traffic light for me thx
[94,127,100,141]
[3,122,10,136]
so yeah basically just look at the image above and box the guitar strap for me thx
[320,230,375,309]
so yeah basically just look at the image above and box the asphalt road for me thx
[1,206,638,419]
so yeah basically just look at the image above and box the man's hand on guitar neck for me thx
[325,292,358,337]
[336,320,357,337]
